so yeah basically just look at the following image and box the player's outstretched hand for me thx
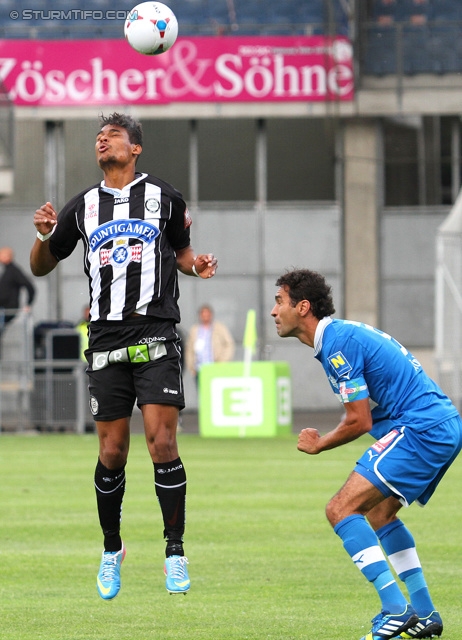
[194,253,217,278]
[297,428,321,455]
[34,201,58,236]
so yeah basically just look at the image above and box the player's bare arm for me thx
[30,201,59,276]
[176,246,217,279]
[297,397,372,455]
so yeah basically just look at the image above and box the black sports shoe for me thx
[360,605,419,639]
[395,611,443,638]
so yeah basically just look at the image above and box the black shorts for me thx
[86,319,185,420]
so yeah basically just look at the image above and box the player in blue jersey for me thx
[271,269,462,640]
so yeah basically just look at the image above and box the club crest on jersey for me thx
[100,240,142,268]
[145,198,161,214]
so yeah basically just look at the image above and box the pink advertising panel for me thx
[0,36,354,106]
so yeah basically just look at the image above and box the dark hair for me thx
[275,269,335,319]
[98,112,143,146]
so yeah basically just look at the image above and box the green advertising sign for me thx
[198,361,292,437]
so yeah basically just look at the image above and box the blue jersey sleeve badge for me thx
[327,351,352,378]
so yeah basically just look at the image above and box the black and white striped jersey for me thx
[49,172,192,322]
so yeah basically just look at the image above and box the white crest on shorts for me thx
[89,395,99,415]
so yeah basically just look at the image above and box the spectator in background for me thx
[185,304,235,385]
[0,246,35,337]
[75,305,91,361]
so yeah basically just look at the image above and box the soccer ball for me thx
[124,2,178,56]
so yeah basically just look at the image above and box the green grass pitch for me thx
[0,432,460,639]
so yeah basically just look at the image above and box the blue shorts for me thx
[355,415,462,507]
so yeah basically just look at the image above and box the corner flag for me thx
[243,309,257,354]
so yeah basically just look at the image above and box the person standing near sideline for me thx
[75,305,91,361]
[0,246,35,336]
[271,268,462,640]
[30,112,217,600]
[185,304,235,385]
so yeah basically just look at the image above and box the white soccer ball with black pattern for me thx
[124,2,178,56]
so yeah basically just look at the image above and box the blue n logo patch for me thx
[328,351,352,377]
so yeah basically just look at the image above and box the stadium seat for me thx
[427,25,460,73]
[402,25,430,74]
[364,25,398,75]
[432,0,462,21]
[372,0,398,23]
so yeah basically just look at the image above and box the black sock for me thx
[94,458,126,552]
[153,457,187,557]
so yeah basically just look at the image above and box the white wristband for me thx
[36,226,56,242]
[192,262,200,277]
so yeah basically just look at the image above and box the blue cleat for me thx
[360,605,419,639]
[396,611,443,638]
[96,543,126,600]
[164,555,190,594]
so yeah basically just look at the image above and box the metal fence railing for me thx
[0,310,91,433]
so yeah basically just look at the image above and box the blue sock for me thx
[377,520,435,616]
[334,515,408,612]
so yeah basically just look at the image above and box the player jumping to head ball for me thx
[31,112,217,600]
